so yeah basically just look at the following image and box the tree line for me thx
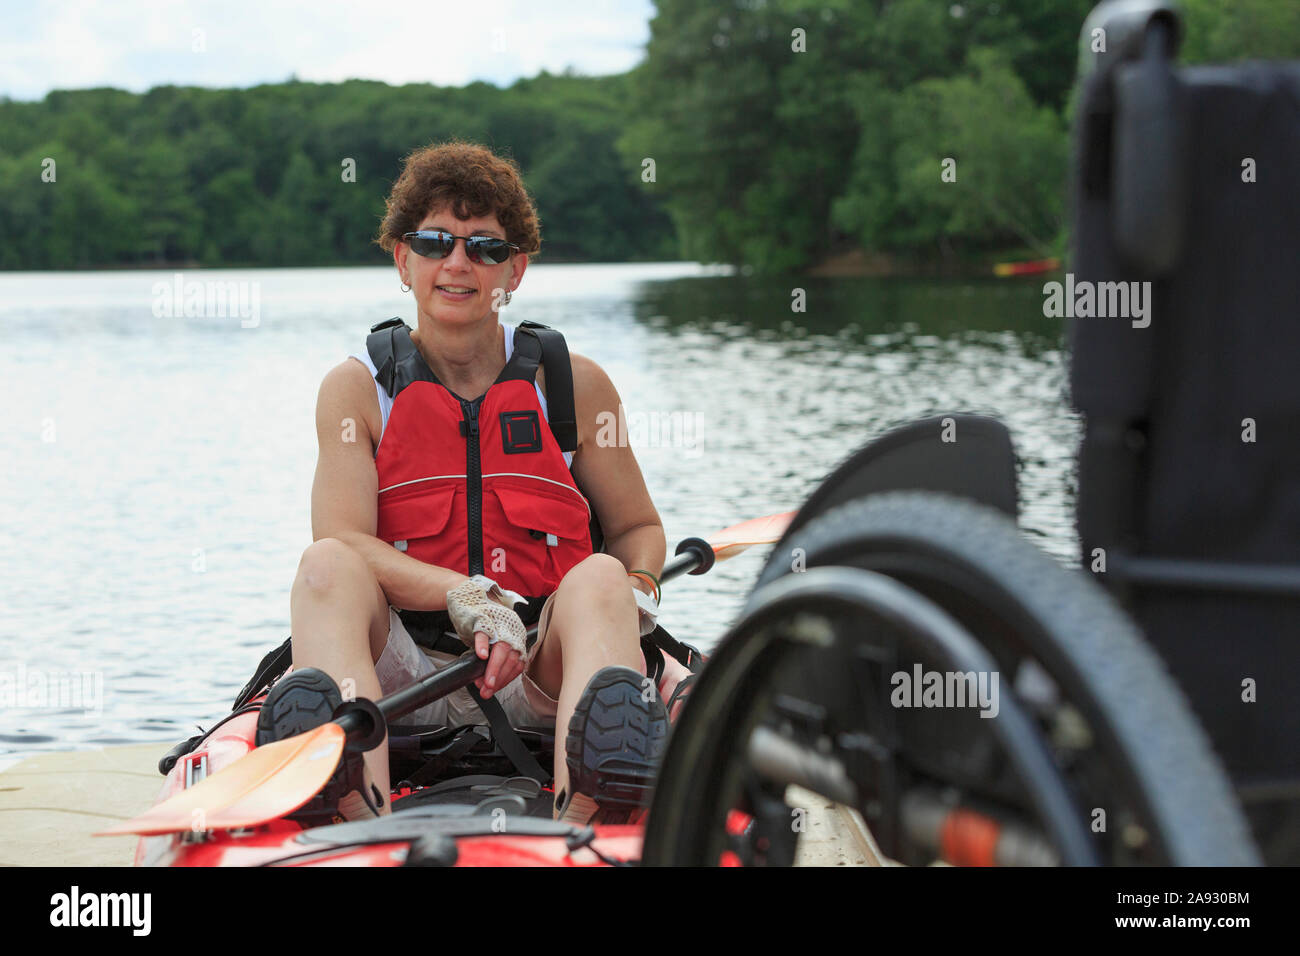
[0,0,1293,273]
[0,71,676,270]
[620,0,1298,272]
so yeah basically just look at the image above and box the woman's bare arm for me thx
[310,358,468,611]
[568,353,667,589]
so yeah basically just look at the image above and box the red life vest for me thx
[365,319,594,601]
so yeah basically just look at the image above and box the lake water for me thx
[0,263,1076,757]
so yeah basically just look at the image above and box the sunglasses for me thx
[402,229,519,266]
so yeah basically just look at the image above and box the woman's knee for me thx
[292,538,389,656]
[546,554,641,650]
[563,553,636,602]
[293,538,372,599]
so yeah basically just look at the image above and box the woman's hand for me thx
[445,575,529,697]
[474,630,525,699]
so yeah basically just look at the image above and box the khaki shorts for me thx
[374,598,559,731]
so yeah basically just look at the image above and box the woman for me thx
[268,140,677,825]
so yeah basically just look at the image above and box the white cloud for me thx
[0,0,655,100]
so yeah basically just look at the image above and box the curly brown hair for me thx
[377,140,541,255]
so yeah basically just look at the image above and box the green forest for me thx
[0,0,1295,273]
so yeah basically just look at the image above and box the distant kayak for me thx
[993,258,1060,277]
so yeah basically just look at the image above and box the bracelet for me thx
[627,569,660,604]
[630,568,661,595]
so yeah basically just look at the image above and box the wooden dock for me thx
[0,747,878,866]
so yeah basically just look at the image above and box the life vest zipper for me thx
[460,397,484,575]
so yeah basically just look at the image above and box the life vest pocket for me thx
[487,479,593,590]
[491,481,589,540]
[376,483,458,552]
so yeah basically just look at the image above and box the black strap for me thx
[665,673,698,714]
[166,634,293,776]
[365,319,441,399]
[497,322,543,385]
[159,701,266,775]
[516,321,578,453]
[231,636,293,711]
[466,683,552,784]
[403,772,523,797]
[366,318,403,397]
[405,727,490,786]
[647,624,705,673]
[511,321,599,546]
[640,636,665,684]
[364,319,574,440]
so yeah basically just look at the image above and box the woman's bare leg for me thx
[288,537,393,812]
[525,554,644,805]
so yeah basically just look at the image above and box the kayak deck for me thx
[0,745,877,866]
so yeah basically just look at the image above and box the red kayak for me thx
[132,692,644,867]
[103,517,793,867]
[992,257,1061,277]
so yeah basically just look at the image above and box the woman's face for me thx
[396,204,527,326]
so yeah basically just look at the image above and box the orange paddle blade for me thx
[97,722,346,836]
[708,511,794,560]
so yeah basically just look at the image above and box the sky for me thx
[0,0,657,101]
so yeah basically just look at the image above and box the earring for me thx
[503,290,512,306]
[401,279,411,293]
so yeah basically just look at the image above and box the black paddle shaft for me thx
[333,537,716,745]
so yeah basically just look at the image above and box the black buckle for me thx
[370,317,404,333]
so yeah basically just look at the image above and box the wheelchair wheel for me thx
[643,493,1258,866]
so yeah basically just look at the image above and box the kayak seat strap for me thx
[640,636,665,684]
[403,726,491,787]
[665,673,697,715]
[231,635,293,710]
[647,624,705,673]
[467,684,553,784]
[158,702,266,775]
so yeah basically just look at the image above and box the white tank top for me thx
[350,321,574,467]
